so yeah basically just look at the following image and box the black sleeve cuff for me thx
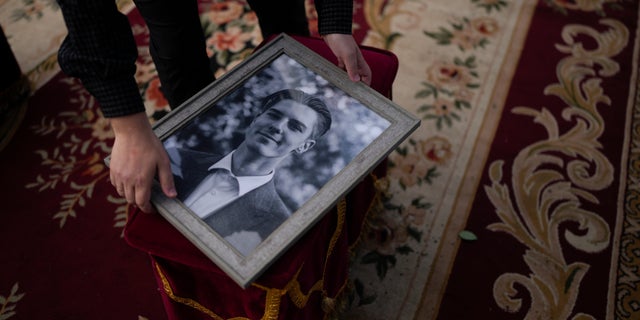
[81,75,145,118]
[315,0,353,35]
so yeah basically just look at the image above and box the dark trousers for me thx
[0,27,21,91]
[247,0,310,38]
[133,0,214,108]
[132,0,309,108]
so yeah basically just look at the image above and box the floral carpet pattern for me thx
[1,0,639,319]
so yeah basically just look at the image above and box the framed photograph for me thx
[138,34,419,288]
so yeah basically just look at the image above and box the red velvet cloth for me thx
[124,35,398,319]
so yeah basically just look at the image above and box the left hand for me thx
[323,34,372,86]
[108,113,177,213]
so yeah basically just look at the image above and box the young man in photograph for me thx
[167,89,332,255]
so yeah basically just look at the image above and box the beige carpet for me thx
[347,1,538,318]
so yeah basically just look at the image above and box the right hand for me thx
[323,33,372,86]
[108,112,177,212]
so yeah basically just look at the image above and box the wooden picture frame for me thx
[115,34,419,288]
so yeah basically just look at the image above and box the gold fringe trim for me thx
[154,262,249,320]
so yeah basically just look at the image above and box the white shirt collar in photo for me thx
[208,150,275,197]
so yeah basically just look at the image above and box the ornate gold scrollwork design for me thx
[485,19,628,319]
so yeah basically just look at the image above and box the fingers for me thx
[111,170,154,213]
[123,183,137,210]
[109,152,174,213]
[115,183,125,197]
[323,34,372,86]
[108,113,167,213]
[157,153,177,198]
[342,58,359,81]
[343,51,372,85]
[357,54,372,85]
[134,177,153,213]
[110,171,119,194]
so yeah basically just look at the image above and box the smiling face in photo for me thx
[244,99,319,158]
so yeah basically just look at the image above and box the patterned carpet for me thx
[1,0,639,319]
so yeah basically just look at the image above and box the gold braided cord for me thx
[285,197,347,309]
[286,277,324,309]
[323,198,347,279]
[262,287,286,320]
[349,173,384,252]
[154,262,250,320]
[251,197,347,310]
[252,266,325,311]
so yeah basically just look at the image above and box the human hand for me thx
[108,112,176,213]
[323,33,372,86]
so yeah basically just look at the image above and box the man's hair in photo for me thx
[259,89,332,139]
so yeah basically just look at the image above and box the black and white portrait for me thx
[163,54,390,256]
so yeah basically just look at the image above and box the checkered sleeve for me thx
[57,0,145,118]
[314,0,353,35]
